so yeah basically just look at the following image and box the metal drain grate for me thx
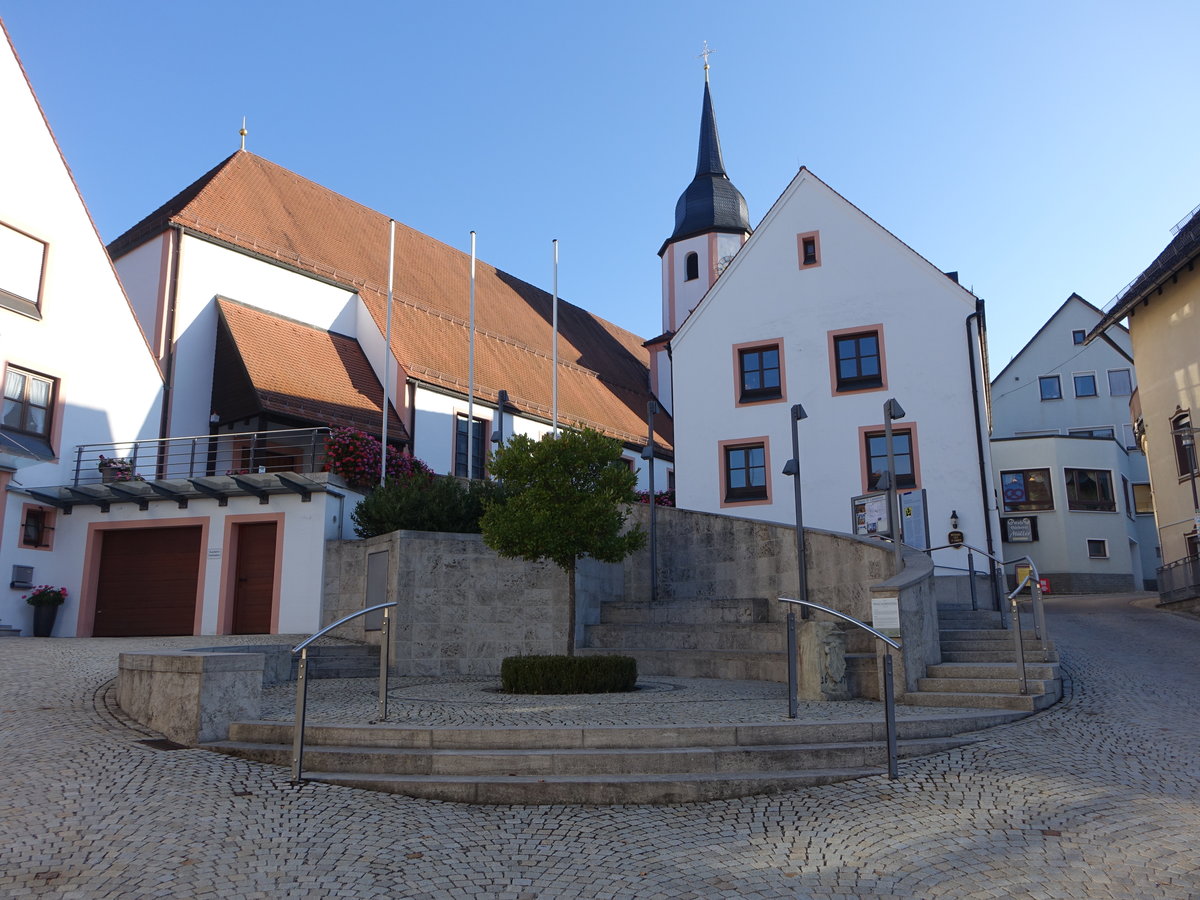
[136,738,188,751]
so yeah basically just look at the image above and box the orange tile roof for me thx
[216,298,407,438]
[110,152,672,451]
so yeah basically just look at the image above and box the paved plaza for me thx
[2,593,1198,898]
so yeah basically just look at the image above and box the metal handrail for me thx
[290,602,397,782]
[778,596,901,780]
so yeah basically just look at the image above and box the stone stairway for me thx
[907,607,1062,712]
[203,712,1023,804]
[578,597,789,681]
[0,621,21,637]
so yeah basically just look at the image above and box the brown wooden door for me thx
[93,527,202,637]
[232,522,276,634]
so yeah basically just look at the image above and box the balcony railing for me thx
[73,427,331,487]
[1158,554,1200,605]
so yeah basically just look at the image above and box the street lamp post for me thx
[883,398,906,570]
[641,400,661,602]
[781,402,808,718]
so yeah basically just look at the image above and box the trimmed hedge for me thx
[500,654,637,695]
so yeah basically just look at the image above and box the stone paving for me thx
[1,593,1198,898]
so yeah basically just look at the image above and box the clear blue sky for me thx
[6,1,1200,370]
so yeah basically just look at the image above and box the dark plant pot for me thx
[32,603,58,637]
[99,466,117,484]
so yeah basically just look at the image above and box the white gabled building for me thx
[990,294,1158,591]
[0,22,164,635]
[664,75,999,576]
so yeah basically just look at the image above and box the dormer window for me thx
[684,252,699,282]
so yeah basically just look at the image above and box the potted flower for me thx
[24,585,67,637]
[98,455,135,483]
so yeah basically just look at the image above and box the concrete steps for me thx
[583,597,787,682]
[0,622,21,637]
[204,712,1021,804]
[906,606,1062,712]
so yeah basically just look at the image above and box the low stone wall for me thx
[326,530,569,675]
[117,651,264,745]
[322,505,938,692]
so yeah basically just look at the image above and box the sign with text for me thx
[1002,516,1039,543]
[871,595,901,638]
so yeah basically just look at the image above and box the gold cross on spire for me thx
[699,41,714,81]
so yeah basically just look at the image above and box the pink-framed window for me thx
[19,503,56,550]
[718,437,772,507]
[828,324,887,395]
[859,422,921,493]
[732,339,786,406]
[797,231,821,269]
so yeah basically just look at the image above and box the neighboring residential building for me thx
[990,294,1157,591]
[664,74,1000,576]
[0,22,164,634]
[1091,206,1200,601]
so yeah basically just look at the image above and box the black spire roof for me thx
[661,79,750,254]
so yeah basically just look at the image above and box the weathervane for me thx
[239,116,248,152]
[698,41,714,81]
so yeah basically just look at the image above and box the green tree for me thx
[480,428,645,654]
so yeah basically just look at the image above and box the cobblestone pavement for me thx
[2,593,1198,899]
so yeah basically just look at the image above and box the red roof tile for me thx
[216,298,407,438]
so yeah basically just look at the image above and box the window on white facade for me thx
[1000,468,1053,512]
[1073,373,1098,398]
[1065,468,1115,512]
[454,414,487,478]
[864,429,916,491]
[834,331,883,392]
[0,221,47,317]
[1107,368,1132,396]
[1039,375,1062,401]
[2,366,55,439]
[1068,427,1115,439]
[1132,483,1154,515]
[723,442,768,503]
[737,344,782,403]
[684,252,699,282]
[797,232,821,268]
[1072,329,1086,345]
[1087,539,1108,558]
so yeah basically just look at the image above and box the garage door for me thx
[93,526,202,637]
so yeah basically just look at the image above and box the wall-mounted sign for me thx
[871,596,901,638]
[1002,516,1039,543]
[852,491,891,538]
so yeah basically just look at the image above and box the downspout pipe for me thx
[966,299,1000,610]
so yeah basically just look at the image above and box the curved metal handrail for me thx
[292,602,397,654]
[777,596,900,779]
[290,602,398,782]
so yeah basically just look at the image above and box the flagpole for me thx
[552,238,559,437]
[380,219,395,486]
[467,231,477,477]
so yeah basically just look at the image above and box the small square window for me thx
[1107,368,1132,396]
[864,429,916,491]
[1073,373,1097,398]
[1038,375,1062,401]
[737,344,783,404]
[723,442,768,503]
[1072,330,1086,345]
[834,331,883,392]
[1087,539,1108,559]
